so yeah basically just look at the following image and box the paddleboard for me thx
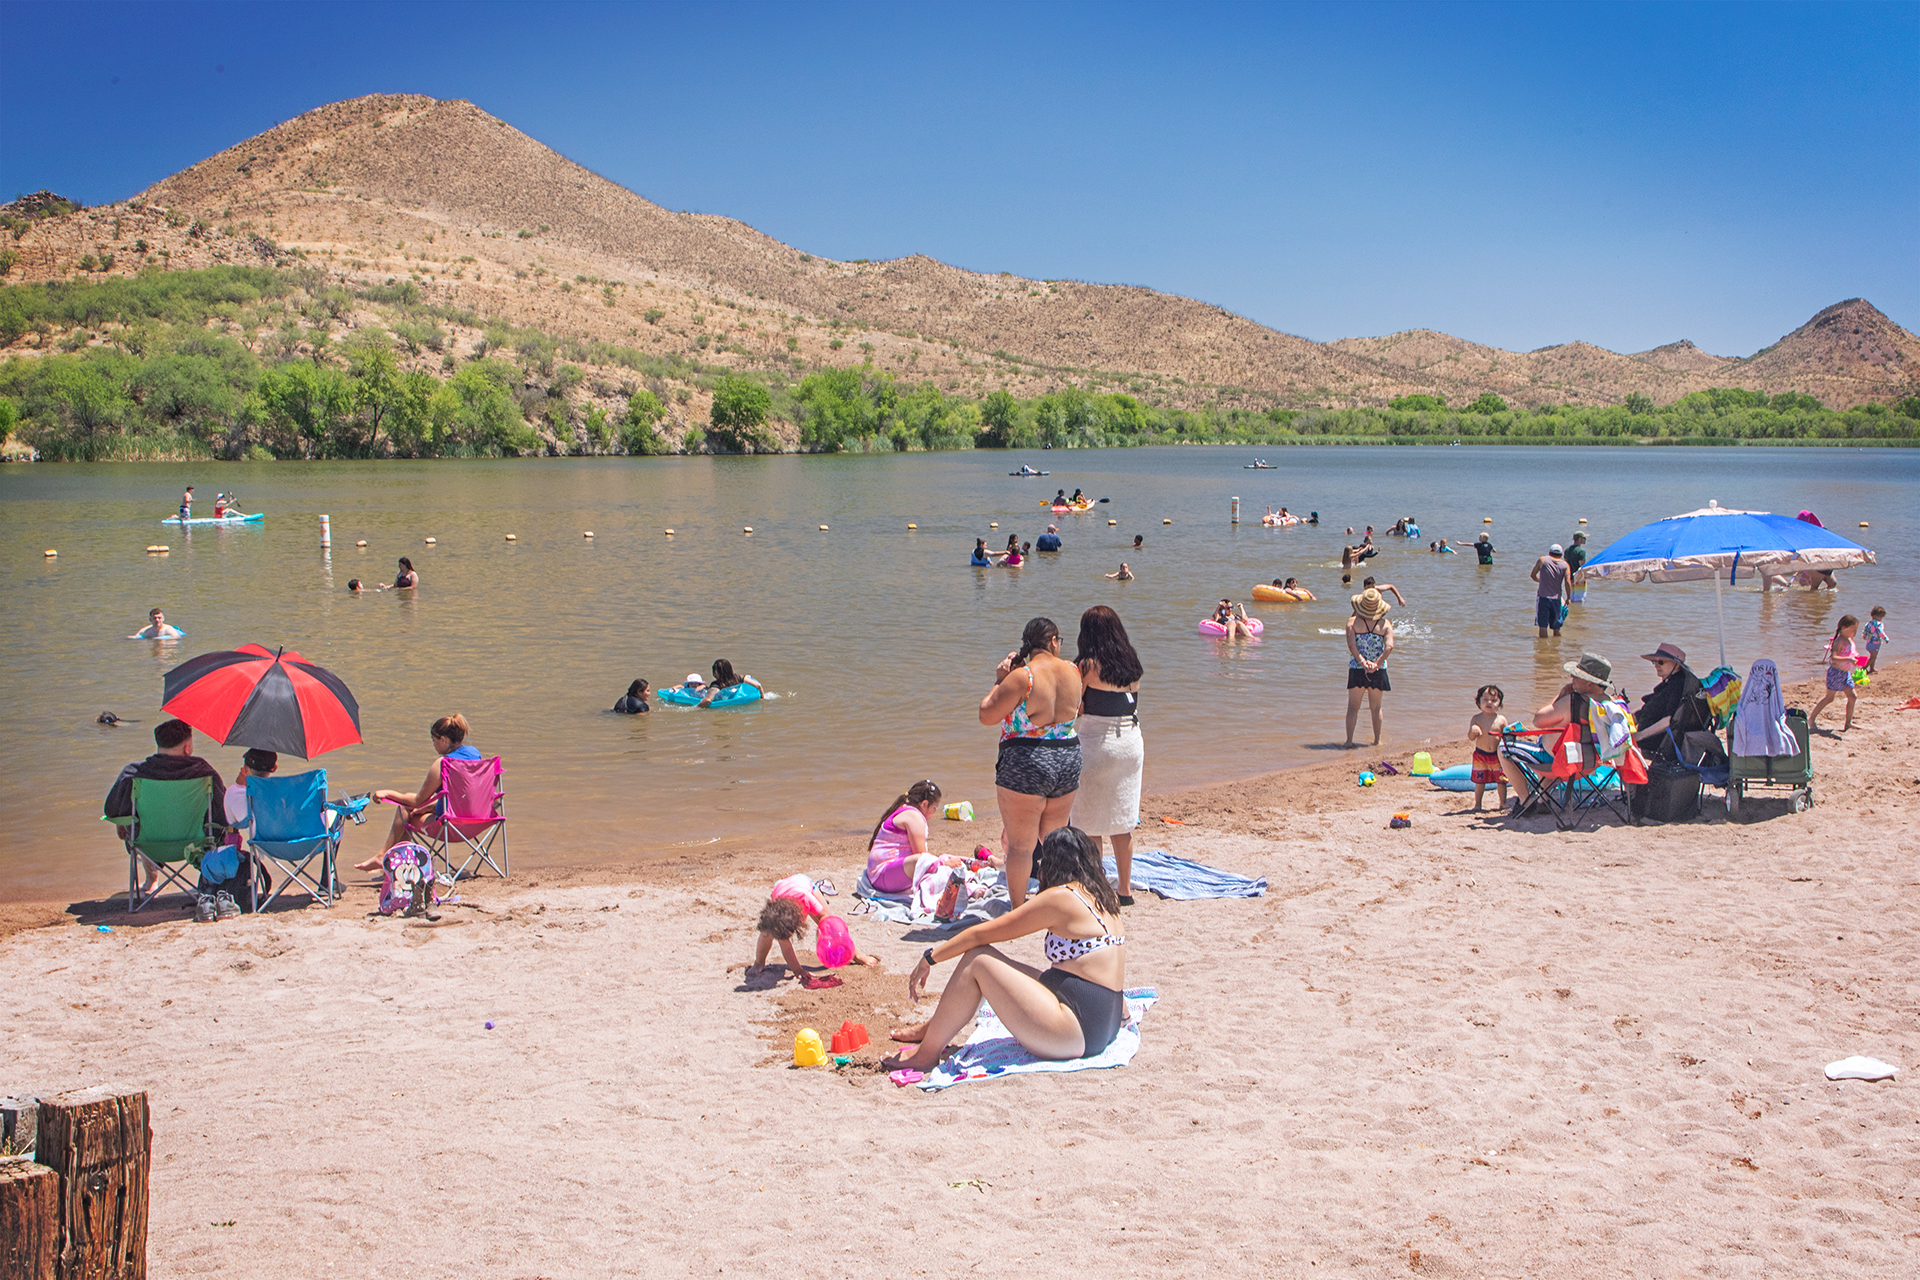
[161,512,264,526]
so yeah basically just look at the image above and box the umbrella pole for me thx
[1713,569,1728,670]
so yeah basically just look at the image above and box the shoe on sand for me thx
[214,890,241,920]
[195,893,217,923]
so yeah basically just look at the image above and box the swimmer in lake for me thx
[382,557,418,591]
[1106,563,1133,581]
[1132,534,1144,550]
[1361,576,1406,606]
[130,608,183,640]
[972,538,994,567]
[347,579,364,593]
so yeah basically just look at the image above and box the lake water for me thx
[3,445,1913,901]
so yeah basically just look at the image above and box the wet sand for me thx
[2,662,1916,1276]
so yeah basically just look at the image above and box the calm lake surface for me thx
[3,446,1914,901]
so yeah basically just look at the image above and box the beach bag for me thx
[379,842,435,916]
[195,844,271,912]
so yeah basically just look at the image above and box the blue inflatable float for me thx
[657,683,764,708]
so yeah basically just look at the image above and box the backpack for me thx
[196,843,272,912]
[379,843,436,916]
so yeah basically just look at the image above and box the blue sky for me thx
[1,1,1913,355]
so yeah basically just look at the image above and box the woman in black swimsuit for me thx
[885,826,1127,1068]
[979,617,1083,907]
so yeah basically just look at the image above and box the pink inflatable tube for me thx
[1198,617,1264,636]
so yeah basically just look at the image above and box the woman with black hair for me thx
[979,617,1083,907]
[698,658,763,707]
[884,826,1127,1068]
[1075,606,1145,906]
[613,679,650,714]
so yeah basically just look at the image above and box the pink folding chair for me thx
[407,755,508,882]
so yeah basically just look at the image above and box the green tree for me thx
[1466,392,1508,414]
[1623,391,1655,416]
[707,375,772,452]
[977,388,1019,448]
[621,389,666,453]
[1387,393,1448,412]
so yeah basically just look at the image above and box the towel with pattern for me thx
[919,988,1158,1090]
[853,866,1010,930]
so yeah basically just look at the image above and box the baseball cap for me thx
[1549,543,1564,554]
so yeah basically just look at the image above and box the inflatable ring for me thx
[1198,617,1264,637]
[1252,585,1314,602]
[657,683,764,708]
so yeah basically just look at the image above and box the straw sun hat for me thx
[1562,651,1614,691]
[1350,588,1389,621]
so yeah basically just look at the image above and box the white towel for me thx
[1732,659,1796,757]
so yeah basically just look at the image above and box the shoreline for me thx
[5,660,1905,938]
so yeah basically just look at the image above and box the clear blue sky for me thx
[2,1,1913,355]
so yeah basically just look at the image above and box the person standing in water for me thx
[1531,544,1569,638]
[130,608,183,640]
[179,485,194,521]
[1344,588,1394,748]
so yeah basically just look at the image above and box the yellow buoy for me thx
[743,527,753,534]
[356,539,368,548]
[1108,519,1117,526]
[505,534,517,542]
[1162,518,1172,525]
[146,545,169,554]
[43,549,56,557]
[1483,517,1493,523]
[818,525,829,531]
[1859,521,1869,528]
[424,537,437,544]
[907,523,917,530]
[989,522,998,529]
[584,531,594,538]
[1577,518,1587,525]
[664,528,675,535]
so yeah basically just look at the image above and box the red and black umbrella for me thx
[161,644,362,759]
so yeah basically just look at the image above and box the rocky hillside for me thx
[4,93,1915,411]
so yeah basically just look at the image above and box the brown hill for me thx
[4,93,1916,414]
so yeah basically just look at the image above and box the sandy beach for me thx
[4,662,1917,1277]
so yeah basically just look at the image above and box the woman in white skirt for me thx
[1074,606,1145,906]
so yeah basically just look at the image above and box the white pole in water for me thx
[1713,568,1728,670]
[319,514,331,548]
[1231,496,1240,524]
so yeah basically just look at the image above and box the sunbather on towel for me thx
[883,826,1127,1069]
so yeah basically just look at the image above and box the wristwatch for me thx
[922,947,938,968]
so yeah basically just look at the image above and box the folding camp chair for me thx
[245,770,371,909]
[1501,726,1635,831]
[404,755,507,882]
[109,776,223,913]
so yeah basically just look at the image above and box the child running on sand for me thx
[1466,686,1510,811]
[1809,615,1861,733]
[748,874,877,979]
[1862,606,1889,673]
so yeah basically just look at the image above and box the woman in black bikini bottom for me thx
[884,827,1126,1069]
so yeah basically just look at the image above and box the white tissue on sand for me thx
[1824,1056,1898,1082]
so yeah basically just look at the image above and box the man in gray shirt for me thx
[1531,544,1569,638]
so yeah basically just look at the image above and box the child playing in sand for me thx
[748,874,878,979]
[1809,614,1860,733]
[1466,685,1510,811]
[1862,606,1889,674]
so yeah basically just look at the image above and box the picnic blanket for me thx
[1105,849,1266,899]
[919,988,1158,1090]
[853,865,1010,930]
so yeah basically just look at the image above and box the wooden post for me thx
[1,1160,60,1280]
[34,1089,149,1280]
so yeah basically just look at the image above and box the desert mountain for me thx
[7,94,1917,411]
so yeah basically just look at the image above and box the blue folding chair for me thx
[245,771,370,909]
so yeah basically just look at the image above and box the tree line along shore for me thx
[2,266,1916,462]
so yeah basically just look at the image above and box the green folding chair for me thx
[106,776,223,913]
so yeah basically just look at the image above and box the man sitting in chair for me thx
[1501,652,1615,814]
[104,718,225,897]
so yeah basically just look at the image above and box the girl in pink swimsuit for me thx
[865,780,969,893]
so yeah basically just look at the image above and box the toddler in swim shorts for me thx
[1862,606,1889,674]
[1466,685,1510,812]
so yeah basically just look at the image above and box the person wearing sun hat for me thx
[1343,587,1395,748]
[1632,641,1713,762]
[1499,651,1614,811]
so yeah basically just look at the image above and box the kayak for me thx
[162,512,263,526]
[657,683,764,708]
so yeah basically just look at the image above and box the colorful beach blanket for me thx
[919,988,1158,1090]
[853,867,1010,930]
[1104,850,1267,900]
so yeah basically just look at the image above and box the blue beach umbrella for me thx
[1577,501,1876,667]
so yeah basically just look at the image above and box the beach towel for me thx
[854,866,1010,930]
[919,989,1158,1090]
[1103,850,1267,900]
[1702,667,1743,728]
[1731,659,1796,757]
